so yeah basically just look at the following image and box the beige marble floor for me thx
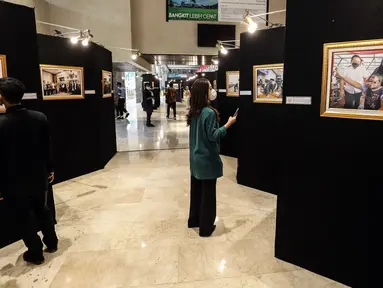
[0,150,348,288]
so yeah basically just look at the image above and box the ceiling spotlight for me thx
[70,37,79,44]
[202,73,205,77]
[82,38,89,46]
[132,54,138,60]
[221,46,228,55]
[212,59,219,65]
[244,10,258,33]
[247,20,258,33]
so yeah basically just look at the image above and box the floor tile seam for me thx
[116,147,189,153]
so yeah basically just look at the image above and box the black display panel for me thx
[198,24,236,47]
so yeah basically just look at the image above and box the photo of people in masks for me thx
[254,65,283,103]
[328,49,383,111]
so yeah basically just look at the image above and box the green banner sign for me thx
[167,0,218,21]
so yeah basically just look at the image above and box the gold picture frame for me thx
[40,64,85,100]
[253,64,284,104]
[102,70,112,98]
[226,71,239,97]
[321,39,383,120]
[0,54,7,112]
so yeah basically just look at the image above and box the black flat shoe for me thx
[23,251,45,265]
[199,225,216,237]
[44,247,58,253]
[188,223,199,228]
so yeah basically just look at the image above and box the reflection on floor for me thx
[0,150,348,287]
[116,98,189,152]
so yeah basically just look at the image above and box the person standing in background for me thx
[166,83,177,120]
[116,82,129,119]
[0,78,58,265]
[184,86,191,110]
[187,78,237,237]
[143,83,155,127]
[339,55,369,109]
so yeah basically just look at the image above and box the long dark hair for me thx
[187,78,219,126]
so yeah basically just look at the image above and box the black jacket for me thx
[143,89,154,110]
[0,106,52,199]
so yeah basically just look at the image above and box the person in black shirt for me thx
[0,78,58,265]
[143,83,155,127]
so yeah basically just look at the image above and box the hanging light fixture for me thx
[82,37,89,46]
[70,37,79,44]
[244,10,258,33]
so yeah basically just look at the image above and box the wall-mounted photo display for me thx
[253,64,284,103]
[102,70,112,98]
[321,39,383,120]
[0,54,7,112]
[40,65,84,100]
[226,71,239,97]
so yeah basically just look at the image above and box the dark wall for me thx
[275,0,372,286]
[217,49,240,158]
[0,1,40,111]
[37,34,116,183]
[237,27,285,195]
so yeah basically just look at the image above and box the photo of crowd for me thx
[40,65,84,100]
[322,40,383,120]
[254,64,283,103]
[226,71,239,97]
[0,54,7,112]
[102,70,112,98]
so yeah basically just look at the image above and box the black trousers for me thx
[167,102,176,118]
[344,91,362,109]
[188,176,217,236]
[146,109,153,124]
[10,192,58,258]
[117,98,127,116]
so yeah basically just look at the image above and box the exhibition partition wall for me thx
[0,1,41,112]
[0,2,116,248]
[237,27,285,195]
[217,49,240,158]
[274,0,370,286]
[38,35,116,183]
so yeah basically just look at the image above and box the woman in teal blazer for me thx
[187,78,237,237]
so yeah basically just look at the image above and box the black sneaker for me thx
[23,251,45,265]
[199,225,216,237]
[146,123,155,127]
[44,246,58,253]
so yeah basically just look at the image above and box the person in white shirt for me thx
[339,55,370,109]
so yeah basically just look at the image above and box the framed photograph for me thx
[0,54,7,112]
[321,39,383,120]
[102,70,112,98]
[40,65,84,100]
[226,71,239,97]
[253,64,284,103]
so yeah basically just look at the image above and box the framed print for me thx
[226,71,239,97]
[321,39,383,120]
[102,70,112,98]
[0,54,7,78]
[40,65,84,100]
[0,55,7,112]
[253,64,284,103]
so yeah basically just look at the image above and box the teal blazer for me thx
[189,107,227,180]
